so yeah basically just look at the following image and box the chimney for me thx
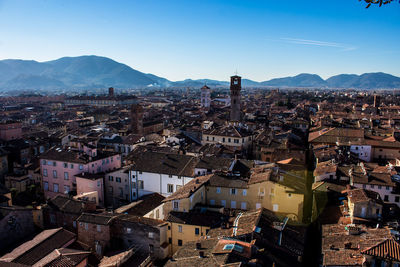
[108,87,114,97]
[196,242,201,250]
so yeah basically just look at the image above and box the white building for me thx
[202,124,255,150]
[351,170,400,207]
[350,145,372,162]
[128,151,197,199]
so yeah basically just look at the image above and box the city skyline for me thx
[0,0,399,81]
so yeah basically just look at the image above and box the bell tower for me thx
[131,104,144,135]
[230,75,241,122]
[200,84,211,109]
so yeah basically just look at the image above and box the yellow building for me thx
[206,167,305,221]
[166,210,225,254]
[5,172,32,193]
[161,162,307,254]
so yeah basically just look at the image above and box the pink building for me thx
[0,121,22,141]
[75,173,105,206]
[40,147,121,200]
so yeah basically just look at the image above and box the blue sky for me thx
[0,0,399,81]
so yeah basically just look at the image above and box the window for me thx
[241,202,247,210]
[42,160,47,165]
[97,225,101,232]
[378,185,382,189]
[288,193,292,198]
[126,227,132,233]
[169,238,172,244]
[84,223,88,230]
[64,185,70,194]
[228,138,231,143]
[63,162,68,168]
[54,183,59,193]
[70,164,74,169]
[47,161,53,166]
[178,225,182,233]
[395,196,399,203]
[221,200,226,207]
[53,170,57,178]
[231,201,236,209]
[97,180,101,187]
[222,137,225,142]
[216,187,221,194]
[73,221,76,228]
[234,139,239,144]
[230,188,236,195]
[109,186,113,193]
[178,239,183,246]
[195,228,200,235]
[173,201,179,210]
[273,204,279,211]
[53,161,57,166]
[376,208,380,215]
[384,195,389,202]
[386,186,390,190]
[44,181,49,191]
[79,164,83,170]
[178,176,182,179]
[148,232,154,239]
[116,177,121,183]
[210,199,215,205]
[109,176,113,181]
[167,184,174,193]
[64,172,69,180]
[363,184,367,189]
[43,169,48,177]
[138,180,144,189]
[50,214,56,224]
[169,175,173,178]
[371,185,375,189]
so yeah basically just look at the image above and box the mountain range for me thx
[0,55,399,90]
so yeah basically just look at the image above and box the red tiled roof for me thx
[361,238,400,262]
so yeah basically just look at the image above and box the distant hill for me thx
[0,56,169,90]
[261,73,327,87]
[0,55,399,90]
[326,73,400,89]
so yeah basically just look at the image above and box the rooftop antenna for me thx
[276,217,289,246]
